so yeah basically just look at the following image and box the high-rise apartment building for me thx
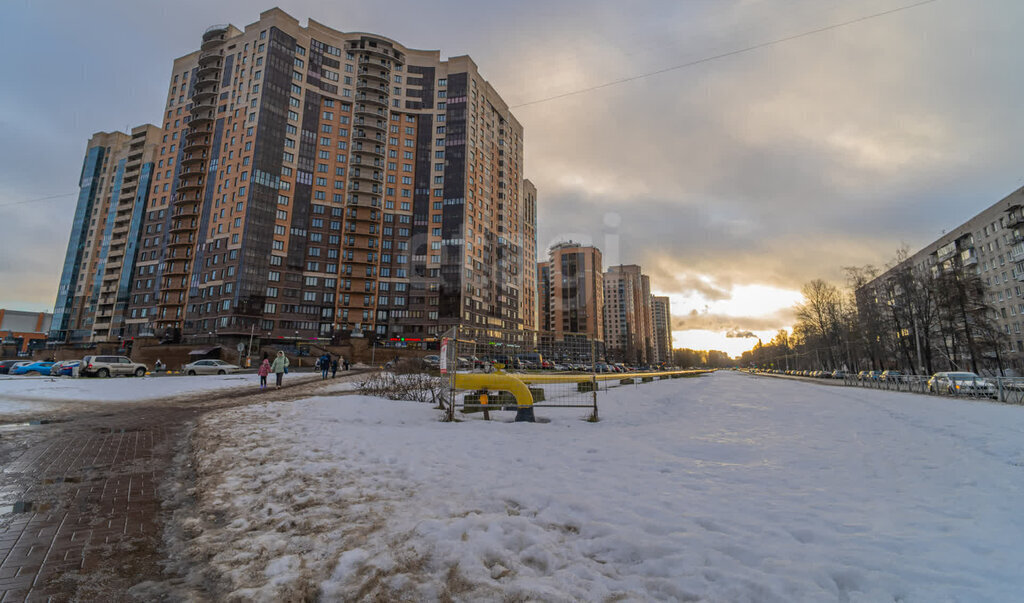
[537,261,552,332]
[603,264,654,364]
[521,180,539,333]
[650,295,672,364]
[57,8,536,344]
[52,126,162,342]
[539,242,604,343]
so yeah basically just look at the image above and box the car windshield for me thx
[949,373,979,379]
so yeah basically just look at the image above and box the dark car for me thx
[0,359,22,374]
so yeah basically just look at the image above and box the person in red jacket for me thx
[257,357,271,389]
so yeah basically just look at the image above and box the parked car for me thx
[183,359,240,375]
[80,355,148,378]
[50,360,81,376]
[927,372,995,396]
[880,370,904,383]
[0,359,24,374]
[10,361,55,376]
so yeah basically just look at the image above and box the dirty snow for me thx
[0,373,319,417]
[162,370,1024,601]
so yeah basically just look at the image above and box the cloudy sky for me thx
[2,0,1022,356]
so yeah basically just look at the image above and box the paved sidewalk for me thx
[0,371,365,601]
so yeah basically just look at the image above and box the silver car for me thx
[81,355,148,378]
[183,359,240,375]
[927,371,995,396]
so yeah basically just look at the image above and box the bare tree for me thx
[795,279,844,370]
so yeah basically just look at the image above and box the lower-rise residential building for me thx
[858,186,1024,373]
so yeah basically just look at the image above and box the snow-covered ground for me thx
[0,373,317,417]
[158,371,1024,601]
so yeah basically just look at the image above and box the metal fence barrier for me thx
[438,325,713,422]
[765,371,1024,404]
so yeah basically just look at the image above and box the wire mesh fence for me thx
[436,326,713,422]
[440,326,604,421]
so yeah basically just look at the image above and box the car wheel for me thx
[97,368,110,378]
[135,367,146,377]
[187,370,197,376]
[217,369,226,375]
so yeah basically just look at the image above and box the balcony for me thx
[960,249,978,266]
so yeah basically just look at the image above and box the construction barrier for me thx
[450,369,713,422]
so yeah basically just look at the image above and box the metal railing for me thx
[439,325,711,422]
[761,370,1024,404]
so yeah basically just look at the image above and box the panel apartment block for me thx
[76,8,538,344]
[862,186,1024,369]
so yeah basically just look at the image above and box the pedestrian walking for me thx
[257,357,271,389]
[319,353,331,380]
[331,357,338,378]
[342,356,350,371]
[271,351,289,388]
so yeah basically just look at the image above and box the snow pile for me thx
[165,371,1024,601]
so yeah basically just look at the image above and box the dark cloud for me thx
[726,330,757,339]
[2,0,1023,329]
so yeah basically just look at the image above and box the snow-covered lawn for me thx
[0,373,316,417]
[162,371,1024,601]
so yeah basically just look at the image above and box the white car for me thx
[183,359,240,375]
[927,371,995,396]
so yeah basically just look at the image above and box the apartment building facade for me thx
[539,242,604,344]
[603,264,654,364]
[650,295,672,364]
[51,126,162,342]
[860,186,1024,372]
[57,8,536,344]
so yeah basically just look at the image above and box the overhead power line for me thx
[0,192,78,208]
[510,0,942,109]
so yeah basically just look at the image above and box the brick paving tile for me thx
[0,589,31,603]
[0,372,358,600]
